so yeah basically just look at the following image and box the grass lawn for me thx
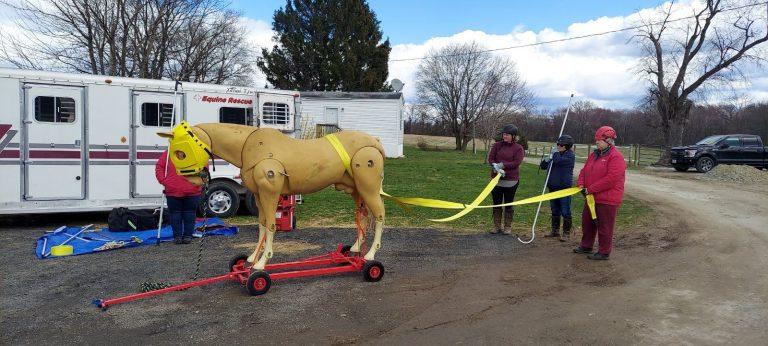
[232,145,652,233]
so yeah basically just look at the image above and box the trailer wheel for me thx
[204,181,240,218]
[363,261,384,282]
[244,191,259,216]
[228,253,250,273]
[246,271,271,296]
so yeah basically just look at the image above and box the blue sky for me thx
[232,0,662,45]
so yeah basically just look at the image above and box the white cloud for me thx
[240,17,274,88]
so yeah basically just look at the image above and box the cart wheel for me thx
[246,271,272,296]
[363,261,384,282]
[228,253,250,272]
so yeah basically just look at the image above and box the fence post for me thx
[636,145,640,166]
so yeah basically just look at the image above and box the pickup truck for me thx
[669,134,768,172]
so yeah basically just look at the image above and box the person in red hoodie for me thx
[155,151,205,244]
[573,126,626,260]
[487,124,525,236]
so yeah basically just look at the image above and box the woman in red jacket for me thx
[155,151,204,244]
[574,126,626,260]
[487,124,525,236]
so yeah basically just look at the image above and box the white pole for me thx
[156,81,182,245]
[519,94,574,244]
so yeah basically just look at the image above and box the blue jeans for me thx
[548,186,572,218]
[166,195,201,239]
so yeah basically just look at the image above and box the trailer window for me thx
[262,102,290,125]
[34,96,76,123]
[141,103,174,127]
[219,107,253,125]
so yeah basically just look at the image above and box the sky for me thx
[2,1,767,109]
[232,0,768,109]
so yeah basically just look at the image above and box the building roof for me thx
[300,91,402,100]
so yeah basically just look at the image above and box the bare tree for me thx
[416,42,533,151]
[634,0,768,161]
[0,0,254,85]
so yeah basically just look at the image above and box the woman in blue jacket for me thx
[539,135,576,240]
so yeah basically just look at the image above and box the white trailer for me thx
[300,91,404,157]
[0,68,299,217]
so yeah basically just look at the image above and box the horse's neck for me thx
[204,128,251,168]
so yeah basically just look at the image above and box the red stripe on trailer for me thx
[89,151,129,159]
[0,149,20,158]
[29,150,81,159]
[0,124,11,140]
[137,151,162,160]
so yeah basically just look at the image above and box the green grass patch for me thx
[281,145,652,233]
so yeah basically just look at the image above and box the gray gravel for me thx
[697,164,768,184]
[0,222,526,344]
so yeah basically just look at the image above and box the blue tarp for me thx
[35,218,237,259]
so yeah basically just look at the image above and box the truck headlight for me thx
[685,149,697,157]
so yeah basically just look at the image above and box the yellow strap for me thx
[323,132,598,222]
[586,194,597,220]
[324,134,354,177]
[429,175,501,222]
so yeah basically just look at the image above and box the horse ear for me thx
[157,131,174,139]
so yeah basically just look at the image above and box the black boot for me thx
[544,215,560,238]
[560,216,572,242]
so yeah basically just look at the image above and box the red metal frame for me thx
[276,194,296,232]
[93,244,365,309]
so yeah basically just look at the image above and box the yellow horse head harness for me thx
[167,121,211,176]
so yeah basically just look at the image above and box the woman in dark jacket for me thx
[155,151,204,244]
[487,124,525,236]
[540,135,576,240]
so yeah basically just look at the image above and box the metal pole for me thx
[156,81,182,245]
[520,94,574,244]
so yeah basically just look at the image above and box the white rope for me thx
[156,81,182,244]
[519,94,574,244]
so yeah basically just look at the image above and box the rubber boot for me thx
[544,215,560,238]
[560,216,572,242]
[502,208,514,235]
[489,208,502,234]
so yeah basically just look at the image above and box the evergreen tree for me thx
[258,0,391,92]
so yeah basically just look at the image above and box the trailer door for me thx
[22,85,85,200]
[130,91,182,197]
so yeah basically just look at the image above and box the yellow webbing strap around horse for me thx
[324,133,354,177]
[323,134,597,222]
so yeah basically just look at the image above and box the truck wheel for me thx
[204,181,240,218]
[673,165,689,172]
[695,157,715,173]
[245,191,259,216]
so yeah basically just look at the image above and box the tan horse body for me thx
[169,123,386,270]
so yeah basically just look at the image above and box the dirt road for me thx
[2,166,767,344]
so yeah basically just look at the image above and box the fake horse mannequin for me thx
[159,123,386,271]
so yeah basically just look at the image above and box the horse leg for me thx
[246,195,266,266]
[351,147,385,261]
[349,191,365,253]
[250,159,285,271]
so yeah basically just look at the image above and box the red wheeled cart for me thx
[93,244,384,309]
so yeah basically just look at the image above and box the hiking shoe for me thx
[559,233,570,242]
[501,229,513,235]
[182,237,193,244]
[587,253,610,260]
[544,231,560,238]
[489,229,501,234]
[174,237,183,245]
[573,246,593,254]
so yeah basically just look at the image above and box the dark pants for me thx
[548,186,572,217]
[580,203,620,255]
[491,184,518,213]
[167,195,201,239]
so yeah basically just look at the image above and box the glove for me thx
[543,156,552,163]
[580,187,588,196]
[492,162,505,177]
